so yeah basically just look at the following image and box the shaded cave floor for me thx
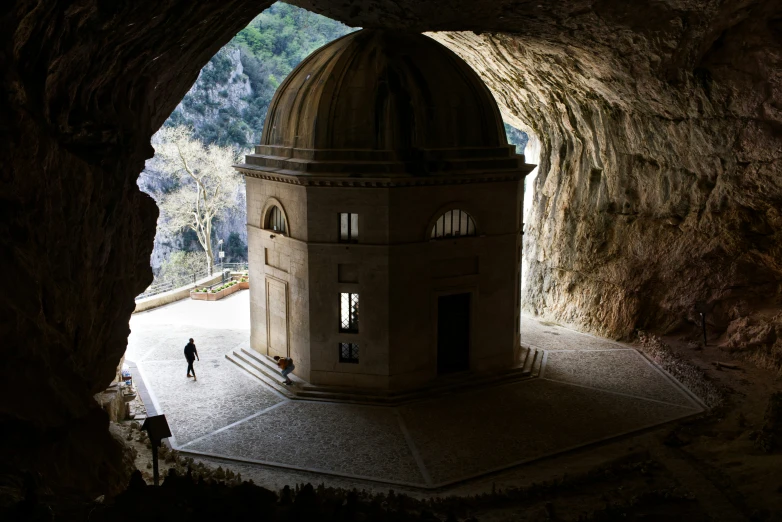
[121,294,782,519]
[126,294,701,488]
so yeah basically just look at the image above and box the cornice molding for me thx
[236,167,528,188]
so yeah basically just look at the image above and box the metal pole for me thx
[151,443,160,486]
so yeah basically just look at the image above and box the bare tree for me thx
[146,126,242,274]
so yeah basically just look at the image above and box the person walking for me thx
[273,355,294,385]
[185,338,200,381]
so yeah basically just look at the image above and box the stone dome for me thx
[241,29,523,176]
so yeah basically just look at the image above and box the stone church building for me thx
[234,29,535,390]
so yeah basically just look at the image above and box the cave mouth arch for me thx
[139,21,537,395]
[138,10,535,316]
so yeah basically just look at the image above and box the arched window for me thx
[265,205,287,234]
[431,209,477,240]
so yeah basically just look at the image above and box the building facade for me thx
[235,29,535,390]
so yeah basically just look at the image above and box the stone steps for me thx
[225,351,297,399]
[521,344,543,377]
[226,346,543,406]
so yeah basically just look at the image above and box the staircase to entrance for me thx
[225,345,543,406]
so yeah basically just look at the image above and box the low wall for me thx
[95,386,126,422]
[190,280,244,301]
[133,273,224,313]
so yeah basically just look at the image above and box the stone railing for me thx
[133,273,224,313]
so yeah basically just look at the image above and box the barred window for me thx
[340,292,359,333]
[339,342,359,363]
[431,209,476,239]
[339,213,359,243]
[266,205,287,234]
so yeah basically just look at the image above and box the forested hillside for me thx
[162,3,528,152]
[139,4,355,279]
[166,4,355,149]
[139,3,528,289]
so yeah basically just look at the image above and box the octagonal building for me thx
[234,29,535,390]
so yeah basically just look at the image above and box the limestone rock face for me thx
[1,0,271,500]
[425,4,782,338]
[2,0,781,499]
[291,0,782,339]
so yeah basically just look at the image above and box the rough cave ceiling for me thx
[305,0,782,336]
[1,0,780,499]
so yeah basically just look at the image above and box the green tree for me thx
[164,3,355,150]
[224,232,248,262]
[157,251,206,287]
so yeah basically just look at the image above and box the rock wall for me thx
[140,47,252,273]
[174,47,253,139]
[428,2,782,339]
[1,0,271,500]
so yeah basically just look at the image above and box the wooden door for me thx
[266,278,289,358]
[437,293,471,374]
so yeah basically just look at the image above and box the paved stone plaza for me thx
[127,293,704,488]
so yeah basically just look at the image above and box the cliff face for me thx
[1,0,271,499]
[168,47,254,145]
[1,0,780,500]
[293,0,781,343]
[140,48,262,273]
[432,2,782,344]
[145,48,251,272]
[428,4,782,341]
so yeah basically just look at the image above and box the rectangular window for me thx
[339,213,359,242]
[340,292,359,332]
[339,342,359,363]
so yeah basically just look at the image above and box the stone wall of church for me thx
[386,180,522,388]
[305,186,393,388]
[246,177,311,380]
[253,177,524,391]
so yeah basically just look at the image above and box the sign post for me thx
[694,301,712,346]
[141,414,172,486]
[218,239,225,282]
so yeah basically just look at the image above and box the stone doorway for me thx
[437,293,471,374]
[265,277,289,358]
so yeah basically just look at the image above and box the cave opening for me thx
[136,8,533,308]
[131,6,538,398]
[132,20,537,393]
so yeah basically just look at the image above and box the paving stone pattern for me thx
[127,291,251,363]
[130,324,249,362]
[520,315,626,351]
[186,402,424,485]
[138,358,281,446]
[401,379,698,485]
[543,349,699,408]
[128,299,702,487]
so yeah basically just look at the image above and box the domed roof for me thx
[240,29,525,177]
